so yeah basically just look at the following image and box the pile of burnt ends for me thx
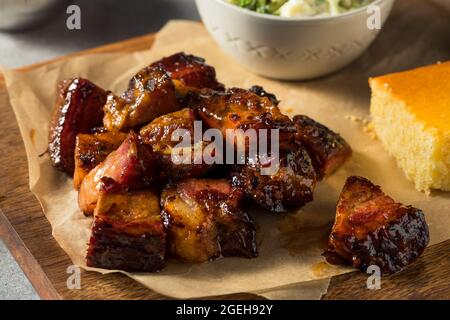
[48,52,429,275]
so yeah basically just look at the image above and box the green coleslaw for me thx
[228,0,375,17]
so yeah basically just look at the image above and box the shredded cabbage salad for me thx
[227,0,375,17]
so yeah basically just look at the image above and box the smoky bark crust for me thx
[48,78,108,174]
[86,219,166,272]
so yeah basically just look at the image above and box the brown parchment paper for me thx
[2,0,450,299]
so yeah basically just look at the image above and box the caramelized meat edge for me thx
[151,52,225,94]
[86,189,166,272]
[49,78,108,174]
[190,87,296,151]
[230,143,317,213]
[293,115,351,179]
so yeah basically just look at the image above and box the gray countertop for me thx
[0,0,198,68]
[0,240,40,300]
[0,0,198,300]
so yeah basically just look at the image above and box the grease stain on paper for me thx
[277,213,332,256]
[29,128,36,146]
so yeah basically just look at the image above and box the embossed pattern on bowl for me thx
[196,0,395,80]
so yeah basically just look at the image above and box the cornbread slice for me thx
[369,61,450,193]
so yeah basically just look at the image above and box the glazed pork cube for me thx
[324,176,429,274]
[230,143,317,213]
[161,179,257,262]
[73,131,127,189]
[139,108,215,182]
[293,115,352,179]
[151,52,224,94]
[103,66,179,131]
[86,189,166,272]
[191,88,296,151]
[48,78,108,174]
[78,132,158,215]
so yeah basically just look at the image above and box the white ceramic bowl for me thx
[195,0,395,80]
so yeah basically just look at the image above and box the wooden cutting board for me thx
[0,29,449,300]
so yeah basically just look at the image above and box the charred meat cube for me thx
[78,132,158,215]
[86,189,166,272]
[324,176,429,274]
[161,179,257,262]
[151,52,224,94]
[48,78,108,174]
[293,115,352,179]
[230,144,317,213]
[73,131,127,189]
[191,88,296,151]
[140,108,214,182]
[103,66,179,131]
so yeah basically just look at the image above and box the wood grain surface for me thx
[0,18,449,300]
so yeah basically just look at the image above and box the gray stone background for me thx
[0,0,198,68]
[0,0,198,299]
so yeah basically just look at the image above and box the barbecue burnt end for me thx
[139,108,215,182]
[86,190,166,272]
[48,78,108,174]
[161,179,257,262]
[73,131,127,189]
[151,52,225,93]
[324,176,430,275]
[293,114,351,179]
[230,144,317,213]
